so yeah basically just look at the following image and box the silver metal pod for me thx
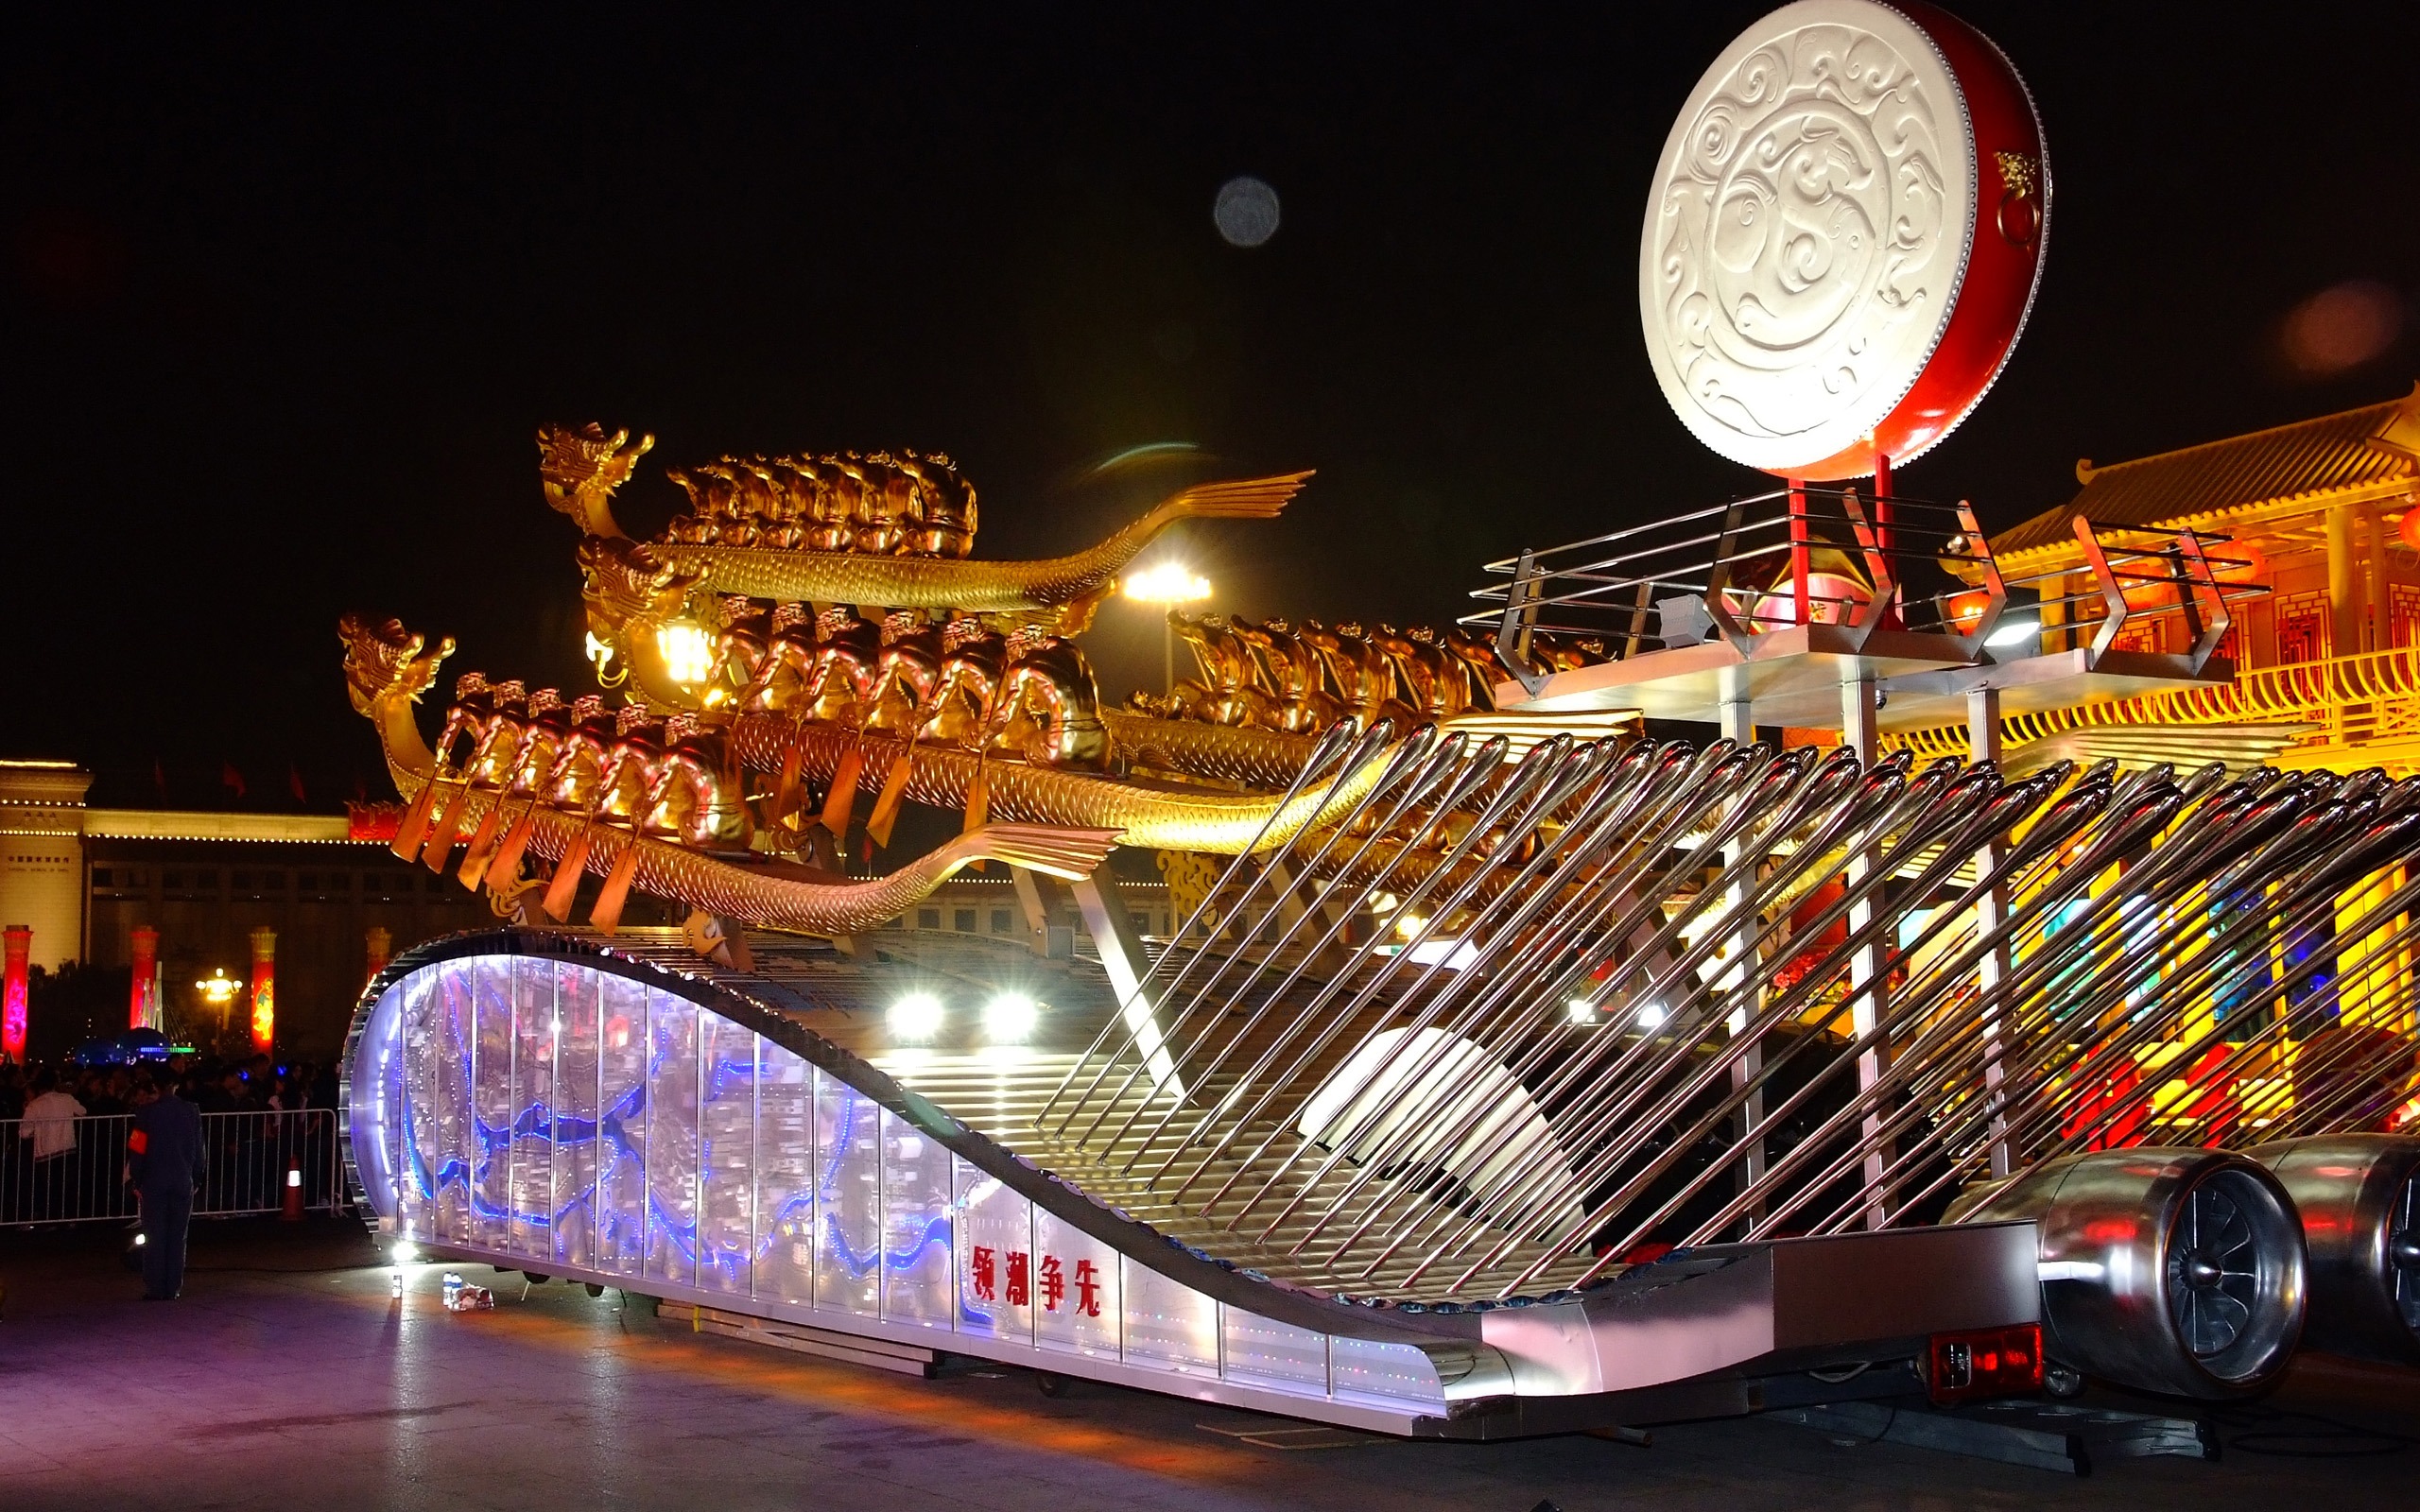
[1949,1148,2307,1398]
[2250,1134,2420,1365]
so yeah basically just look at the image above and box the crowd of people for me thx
[0,1054,344,1226]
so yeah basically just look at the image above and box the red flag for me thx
[289,764,308,805]
[221,761,248,800]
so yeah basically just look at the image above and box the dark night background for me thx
[6,3,2416,807]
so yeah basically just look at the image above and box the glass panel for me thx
[393,967,435,1243]
[509,956,556,1261]
[815,1068,881,1316]
[1032,1209,1119,1358]
[697,1011,755,1297]
[1122,1258,1217,1372]
[879,1108,953,1329]
[472,958,513,1251]
[346,974,407,1225]
[954,1157,1032,1342]
[752,1039,816,1306]
[431,960,474,1245]
[1221,1309,1327,1394]
[552,961,601,1269]
[596,972,650,1277]
[646,989,700,1287]
[1329,1336,1446,1408]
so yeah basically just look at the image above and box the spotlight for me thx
[391,1240,418,1263]
[1635,1003,1668,1029]
[1566,999,1598,1024]
[889,991,944,1041]
[1984,616,2040,649]
[983,992,1040,1044]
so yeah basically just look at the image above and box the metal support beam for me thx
[1010,866,1053,956]
[1719,695,1765,1211]
[1068,865,1184,1099]
[1967,686,2013,1179]
[1842,674,1887,1226]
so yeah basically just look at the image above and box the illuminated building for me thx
[1895,386,2420,774]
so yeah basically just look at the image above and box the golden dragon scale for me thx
[1099,710,1328,789]
[730,716,1392,853]
[656,472,1311,610]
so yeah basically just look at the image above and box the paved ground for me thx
[1,1221,2414,1511]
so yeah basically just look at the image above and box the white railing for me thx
[0,1108,345,1226]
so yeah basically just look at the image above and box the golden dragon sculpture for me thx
[538,420,1312,615]
[339,614,1120,936]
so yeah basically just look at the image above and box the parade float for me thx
[338,0,2417,1460]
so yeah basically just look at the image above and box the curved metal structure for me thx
[341,929,2037,1437]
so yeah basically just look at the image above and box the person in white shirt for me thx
[20,1070,87,1220]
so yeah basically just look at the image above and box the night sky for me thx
[8,4,2416,807]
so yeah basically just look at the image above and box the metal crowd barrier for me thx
[0,1109,346,1227]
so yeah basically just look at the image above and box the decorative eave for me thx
[1991,384,2420,575]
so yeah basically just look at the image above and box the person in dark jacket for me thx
[127,1077,206,1300]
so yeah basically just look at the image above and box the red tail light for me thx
[1925,1322,2044,1405]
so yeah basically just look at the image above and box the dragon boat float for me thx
[340,0,2420,1459]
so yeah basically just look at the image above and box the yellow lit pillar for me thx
[2364,505,2391,651]
[2327,504,2360,659]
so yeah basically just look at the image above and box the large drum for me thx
[1640,0,2049,480]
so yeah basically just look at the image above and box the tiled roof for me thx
[1993,386,2420,559]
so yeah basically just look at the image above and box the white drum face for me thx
[1640,0,1975,474]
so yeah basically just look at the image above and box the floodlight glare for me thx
[983,992,1040,1044]
[1566,999,1598,1024]
[1123,561,1212,605]
[1984,616,2041,649]
[889,992,945,1041]
[1635,1003,1669,1029]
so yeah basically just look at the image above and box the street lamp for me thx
[1123,561,1213,696]
[197,968,241,1036]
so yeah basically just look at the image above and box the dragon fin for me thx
[1161,471,1314,523]
[947,824,1123,882]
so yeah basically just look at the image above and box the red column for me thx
[2,925,28,1062]
[1787,479,1810,626]
[130,924,162,1031]
[249,925,277,1054]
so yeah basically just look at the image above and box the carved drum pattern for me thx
[1640,0,2048,479]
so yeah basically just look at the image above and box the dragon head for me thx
[578,536,703,640]
[339,614,456,716]
[539,421,656,538]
